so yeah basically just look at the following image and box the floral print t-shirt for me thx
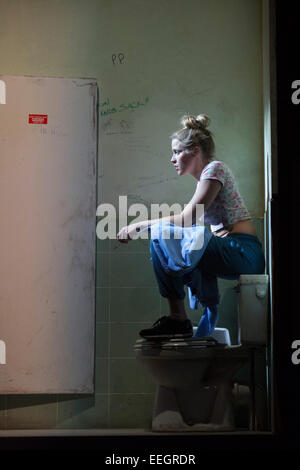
[198,160,251,232]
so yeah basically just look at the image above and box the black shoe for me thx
[139,316,193,340]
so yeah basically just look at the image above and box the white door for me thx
[0,75,98,393]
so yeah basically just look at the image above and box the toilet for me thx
[134,274,269,432]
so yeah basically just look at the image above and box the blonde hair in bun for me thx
[171,114,215,160]
[181,114,210,130]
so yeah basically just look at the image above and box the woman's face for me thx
[171,138,196,175]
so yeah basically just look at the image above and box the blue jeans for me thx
[150,233,265,336]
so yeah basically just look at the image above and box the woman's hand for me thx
[117,223,141,243]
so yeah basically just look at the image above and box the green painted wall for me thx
[0,0,263,429]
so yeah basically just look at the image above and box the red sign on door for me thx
[28,114,48,124]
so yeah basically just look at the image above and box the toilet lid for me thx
[134,336,223,351]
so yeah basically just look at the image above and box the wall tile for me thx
[110,323,148,358]
[94,357,109,394]
[110,287,160,323]
[95,323,109,358]
[110,358,155,394]
[110,253,156,288]
[57,394,108,429]
[96,253,110,288]
[96,237,111,253]
[95,287,110,323]
[109,394,154,429]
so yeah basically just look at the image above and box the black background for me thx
[273,0,300,445]
[1,0,300,455]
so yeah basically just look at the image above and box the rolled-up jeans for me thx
[150,233,265,336]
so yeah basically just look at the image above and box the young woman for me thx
[117,115,265,339]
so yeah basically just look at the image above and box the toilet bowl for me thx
[134,274,269,432]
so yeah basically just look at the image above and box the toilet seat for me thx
[134,337,248,361]
[134,336,225,351]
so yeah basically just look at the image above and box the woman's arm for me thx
[179,178,222,225]
[117,179,222,241]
